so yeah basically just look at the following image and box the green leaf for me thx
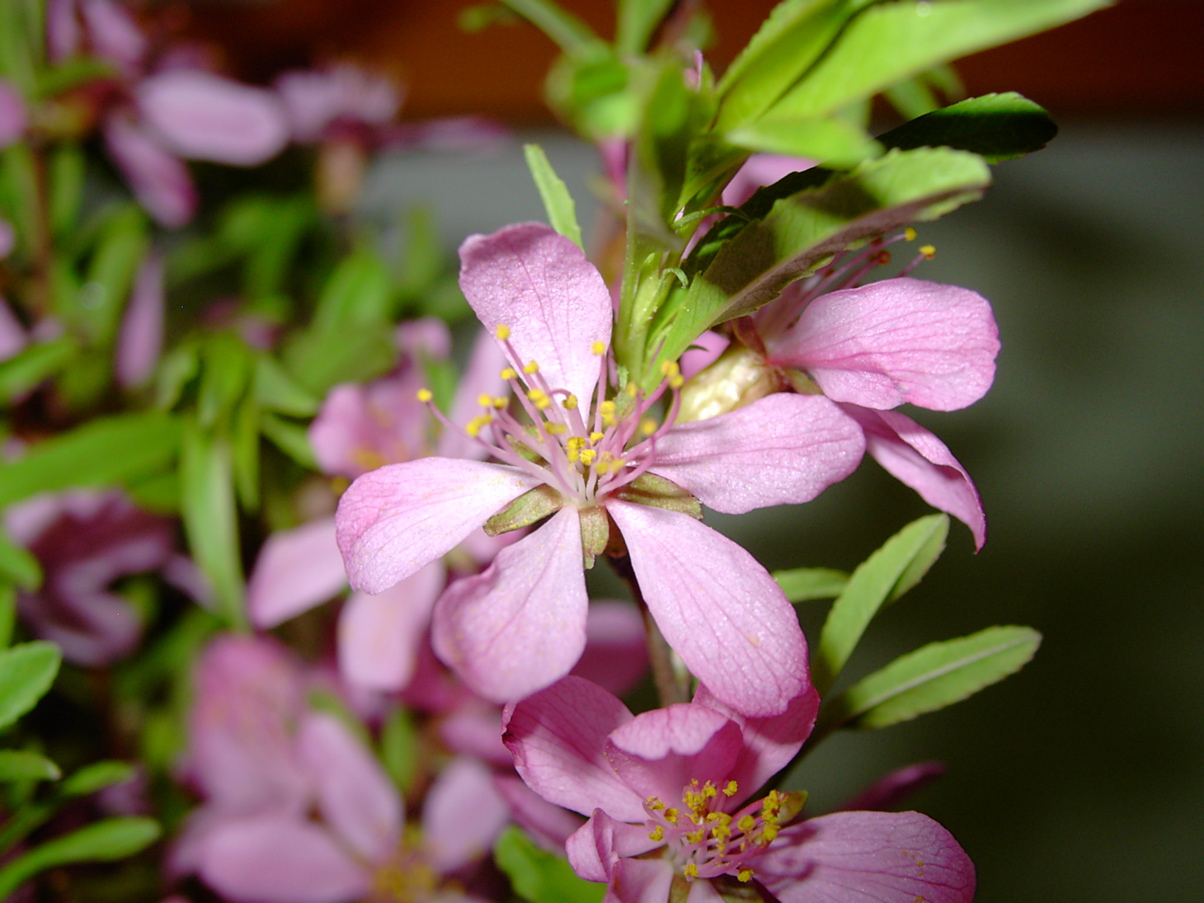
[310,246,395,334]
[813,514,949,695]
[494,826,605,903]
[70,204,149,345]
[878,92,1058,163]
[253,354,319,417]
[48,143,86,239]
[724,116,881,167]
[500,0,602,54]
[766,0,1112,122]
[646,147,990,385]
[0,585,14,648]
[379,706,420,794]
[0,750,61,783]
[179,418,246,631]
[0,817,161,900]
[524,143,584,248]
[0,642,62,729]
[260,414,317,469]
[197,334,256,428]
[616,0,677,54]
[820,625,1041,731]
[0,411,181,507]
[0,335,79,403]
[774,567,849,602]
[0,531,41,590]
[59,761,136,797]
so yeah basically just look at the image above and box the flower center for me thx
[369,840,441,903]
[421,326,683,507]
[643,779,785,885]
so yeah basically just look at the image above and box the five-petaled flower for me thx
[335,222,866,715]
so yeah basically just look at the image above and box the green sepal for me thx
[0,641,61,730]
[816,625,1041,735]
[484,485,565,536]
[813,514,949,696]
[524,143,584,249]
[0,750,61,784]
[379,705,421,795]
[493,825,605,903]
[773,567,849,603]
[579,505,609,569]
[879,91,1059,163]
[611,472,701,519]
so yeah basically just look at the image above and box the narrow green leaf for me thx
[197,334,255,429]
[878,92,1058,163]
[813,514,949,695]
[0,817,161,899]
[72,204,149,344]
[0,531,41,590]
[0,642,62,729]
[232,397,260,512]
[822,625,1041,731]
[0,585,15,648]
[310,246,395,334]
[767,0,1112,122]
[0,750,60,783]
[616,0,676,54]
[179,419,246,631]
[494,826,605,903]
[48,143,86,239]
[253,355,319,417]
[59,761,136,797]
[499,0,602,54]
[260,414,317,469]
[724,116,881,167]
[523,144,583,248]
[379,706,420,795]
[0,411,181,507]
[773,567,849,602]
[0,335,79,403]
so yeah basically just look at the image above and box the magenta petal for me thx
[567,811,664,886]
[309,378,428,479]
[756,811,975,903]
[115,251,164,388]
[298,712,401,864]
[0,295,26,361]
[247,518,347,628]
[847,406,987,550]
[338,560,443,690]
[571,600,648,696]
[502,675,644,822]
[610,855,678,903]
[604,704,742,803]
[197,814,370,903]
[137,70,289,165]
[771,277,999,412]
[81,0,146,71]
[440,327,508,460]
[836,761,947,812]
[492,774,584,849]
[421,756,509,873]
[335,457,539,593]
[0,79,27,146]
[103,115,196,227]
[652,393,864,514]
[458,223,611,405]
[609,502,808,717]
[432,509,588,703]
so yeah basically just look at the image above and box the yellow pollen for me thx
[920,244,936,258]
[722,781,739,797]
[647,797,665,811]
[477,393,492,407]
[649,826,664,842]
[501,367,517,381]
[466,415,492,437]
[545,423,567,435]
[625,382,638,397]
[761,824,779,844]
[591,340,606,355]
[523,361,540,375]
[905,226,917,241]
[737,815,756,833]
[495,324,511,340]
[683,863,698,879]
[527,389,550,409]
[578,449,596,466]
[737,868,754,883]
[589,431,604,443]
[416,388,433,403]
[563,394,578,410]
[663,808,679,824]
[686,828,705,844]
[492,396,508,409]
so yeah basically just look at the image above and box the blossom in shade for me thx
[174,635,507,903]
[4,490,177,664]
[336,222,865,715]
[503,675,975,903]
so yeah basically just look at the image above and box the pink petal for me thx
[137,69,289,166]
[338,560,444,690]
[0,294,26,360]
[309,378,429,479]
[692,683,819,793]
[566,811,664,886]
[298,712,401,864]
[609,502,808,717]
[247,517,347,628]
[769,278,999,412]
[421,756,509,873]
[458,223,611,405]
[103,115,196,227]
[431,509,588,703]
[846,406,987,550]
[836,761,947,812]
[47,0,80,62]
[756,811,975,903]
[492,774,584,850]
[439,327,508,460]
[609,855,678,903]
[115,251,164,388]
[571,600,648,696]
[0,79,27,146]
[502,675,644,822]
[652,393,865,514]
[196,814,370,903]
[722,154,814,207]
[604,704,742,804]
[81,0,146,71]
[335,457,540,594]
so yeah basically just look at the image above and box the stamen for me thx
[416,388,433,403]
[495,324,511,340]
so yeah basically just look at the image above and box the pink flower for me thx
[175,635,507,903]
[503,676,975,903]
[336,222,865,715]
[0,78,27,146]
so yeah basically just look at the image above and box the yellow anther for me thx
[477,393,493,407]
[589,431,604,443]
[722,781,739,798]
[683,863,698,879]
[495,324,511,341]
[648,826,664,842]
[416,388,433,403]
[647,797,665,811]
[760,824,779,844]
[599,400,617,427]
[545,423,567,435]
[663,808,679,824]
[702,782,717,799]
[501,367,517,381]
[523,360,540,375]
[660,361,680,379]
[527,389,550,409]
[904,226,918,241]
[737,815,756,833]
[492,396,508,409]
[563,394,578,410]
[578,449,596,466]
[737,869,754,883]
[625,382,638,397]
[920,244,936,259]
[591,340,606,355]
[686,829,705,844]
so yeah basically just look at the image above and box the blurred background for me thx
[171,1,1204,901]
